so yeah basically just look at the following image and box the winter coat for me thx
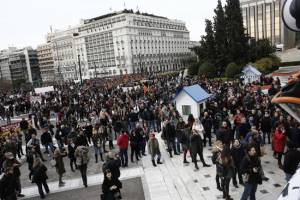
[240,155,263,185]
[148,137,160,156]
[273,129,286,153]
[217,127,233,145]
[260,117,272,133]
[76,134,88,147]
[54,149,67,175]
[32,164,48,183]
[161,123,176,142]
[0,174,17,200]
[67,144,76,159]
[102,158,121,178]
[41,131,53,145]
[75,146,89,166]
[283,149,300,175]
[190,133,203,154]
[117,134,129,150]
[102,177,122,200]
[231,145,245,168]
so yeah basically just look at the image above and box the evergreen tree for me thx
[225,0,248,64]
[201,19,216,64]
[214,0,228,74]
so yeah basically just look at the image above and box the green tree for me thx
[254,57,277,74]
[225,62,241,78]
[214,0,228,73]
[248,39,276,62]
[225,0,248,64]
[198,61,216,77]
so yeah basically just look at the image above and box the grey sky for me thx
[0,0,224,49]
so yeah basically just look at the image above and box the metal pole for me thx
[94,62,97,79]
[78,54,83,84]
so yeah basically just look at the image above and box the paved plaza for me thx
[17,131,286,200]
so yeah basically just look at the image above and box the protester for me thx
[32,157,50,199]
[75,145,89,187]
[53,148,67,187]
[101,169,122,200]
[148,133,163,167]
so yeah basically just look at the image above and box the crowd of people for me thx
[0,72,300,200]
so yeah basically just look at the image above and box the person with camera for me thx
[240,146,263,200]
[101,169,122,200]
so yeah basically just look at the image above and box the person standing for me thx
[231,139,245,187]
[202,112,213,147]
[260,112,272,144]
[117,131,129,168]
[75,145,89,187]
[101,169,122,200]
[161,119,178,157]
[0,167,17,200]
[148,133,163,167]
[27,134,46,161]
[218,147,234,200]
[283,141,300,182]
[41,127,55,155]
[273,124,286,169]
[53,148,67,187]
[92,125,104,163]
[240,146,263,200]
[102,152,121,179]
[190,120,210,170]
[2,152,25,198]
[67,139,77,172]
[212,140,223,191]
[129,130,139,163]
[32,157,50,199]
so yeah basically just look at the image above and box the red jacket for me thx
[273,129,286,153]
[117,134,129,149]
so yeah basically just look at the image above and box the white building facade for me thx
[49,10,191,80]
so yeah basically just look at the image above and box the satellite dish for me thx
[282,0,300,32]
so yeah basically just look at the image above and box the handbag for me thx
[50,159,56,167]
[242,173,249,183]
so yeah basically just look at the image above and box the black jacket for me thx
[102,158,121,178]
[231,145,245,168]
[102,177,122,200]
[32,165,48,183]
[76,135,88,147]
[41,131,53,145]
[283,149,300,175]
[19,120,29,130]
[190,134,203,153]
[162,123,176,141]
[0,174,17,200]
[240,155,262,184]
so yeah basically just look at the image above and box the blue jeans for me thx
[44,143,55,154]
[119,148,128,167]
[285,173,293,182]
[241,183,258,200]
[94,146,102,156]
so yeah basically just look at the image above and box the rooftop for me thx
[177,84,211,103]
[84,9,168,24]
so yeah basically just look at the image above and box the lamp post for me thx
[78,54,83,84]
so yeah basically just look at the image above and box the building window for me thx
[182,105,191,115]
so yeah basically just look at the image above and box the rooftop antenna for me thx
[109,7,112,12]
[136,5,139,12]
[123,1,126,9]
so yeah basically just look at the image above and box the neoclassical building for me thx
[49,10,192,80]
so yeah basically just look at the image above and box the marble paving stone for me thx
[204,174,211,178]
[202,186,210,191]
[274,183,282,187]
[260,189,269,194]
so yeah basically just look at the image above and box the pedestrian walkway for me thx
[22,167,145,199]
[140,133,286,200]
[21,133,286,200]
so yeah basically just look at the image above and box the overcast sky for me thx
[0,0,225,49]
